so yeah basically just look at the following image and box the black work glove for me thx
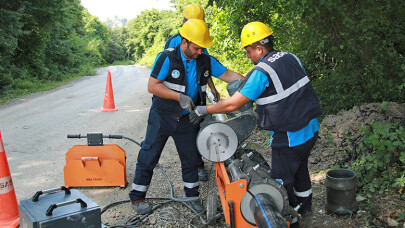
[189,106,208,125]
[179,94,195,112]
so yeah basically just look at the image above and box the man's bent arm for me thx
[207,77,220,102]
[207,92,251,113]
[218,69,244,83]
[148,76,180,101]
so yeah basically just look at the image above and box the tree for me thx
[208,0,405,114]
[0,1,26,93]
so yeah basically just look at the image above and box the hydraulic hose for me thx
[102,163,216,226]
[98,135,222,226]
[121,136,141,147]
[67,133,142,147]
[155,163,199,202]
[71,133,222,226]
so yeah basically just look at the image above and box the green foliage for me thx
[396,210,405,223]
[111,60,133,66]
[106,27,128,63]
[0,0,124,101]
[126,8,180,65]
[1,0,404,112]
[348,122,405,197]
[0,1,28,94]
[301,0,405,114]
[208,0,405,114]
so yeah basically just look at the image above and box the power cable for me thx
[100,135,224,227]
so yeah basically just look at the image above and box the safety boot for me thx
[131,199,152,215]
[189,199,205,213]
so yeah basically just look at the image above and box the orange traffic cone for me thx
[0,130,20,228]
[101,71,118,111]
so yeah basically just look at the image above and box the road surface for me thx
[0,65,220,227]
[0,65,153,202]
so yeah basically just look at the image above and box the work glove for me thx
[189,106,208,125]
[179,94,195,112]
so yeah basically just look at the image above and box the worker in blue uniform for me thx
[165,3,220,102]
[189,21,322,227]
[129,19,244,215]
[164,3,220,182]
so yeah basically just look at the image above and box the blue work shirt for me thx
[151,48,227,114]
[239,56,319,147]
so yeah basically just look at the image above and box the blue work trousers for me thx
[129,108,200,201]
[271,132,318,214]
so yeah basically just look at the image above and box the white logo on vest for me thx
[268,52,287,63]
[171,70,180,79]
[204,70,209,77]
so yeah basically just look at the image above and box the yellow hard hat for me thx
[241,21,273,48]
[182,3,205,21]
[179,19,213,48]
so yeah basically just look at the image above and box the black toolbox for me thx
[19,187,102,228]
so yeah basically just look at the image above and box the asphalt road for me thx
[0,65,153,202]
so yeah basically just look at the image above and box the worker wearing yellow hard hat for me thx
[163,3,220,183]
[240,21,274,49]
[182,3,205,21]
[164,3,208,50]
[129,18,244,215]
[189,21,322,228]
[164,4,219,100]
[179,18,213,48]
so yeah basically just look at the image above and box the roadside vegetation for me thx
[338,117,405,225]
[1,0,404,225]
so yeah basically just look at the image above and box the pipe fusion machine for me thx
[199,80,297,228]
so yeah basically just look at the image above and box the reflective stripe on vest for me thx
[257,62,284,94]
[256,76,310,105]
[183,181,200,189]
[163,81,186,93]
[201,84,207,92]
[132,183,149,192]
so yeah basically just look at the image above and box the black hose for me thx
[101,163,218,227]
[127,200,174,226]
[101,199,130,214]
[156,163,199,202]
[121,136,141,147]
[98,135,225,226]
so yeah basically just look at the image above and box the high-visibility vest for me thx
[241,50,322,131]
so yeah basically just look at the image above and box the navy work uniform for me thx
[129,45,227,201]
[164,33,209,171]
[238,50,322,221]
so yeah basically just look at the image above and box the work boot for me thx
[198,168,208,182]
[131,199,152,215]
[189,200,205,214]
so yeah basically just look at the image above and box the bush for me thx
[347,121,405,197]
